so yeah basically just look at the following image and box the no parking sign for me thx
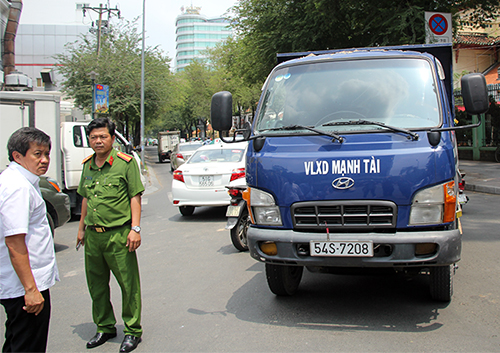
[425,12,452,44]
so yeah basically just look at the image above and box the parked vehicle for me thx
[158,131,180,162]
[1,91,145,218]
[170,141,203,172]
[225,185,250,251]
[39,176,71,237]
[458,171,469,207]
[172,141,248,216]
[210,43,488,302]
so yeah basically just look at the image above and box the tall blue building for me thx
[175,6,232,72]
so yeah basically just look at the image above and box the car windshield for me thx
[179,143,202,152]
[188,148,245,164]
[254,57,440,134]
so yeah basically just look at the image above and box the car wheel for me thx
[230,209,249,251]
[47,212,55,238]
[179,206,195,216]
[430,264,454,302]
[266,264,303,296]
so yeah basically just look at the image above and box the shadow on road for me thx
[169,206,226,223]
[220,266,447,333]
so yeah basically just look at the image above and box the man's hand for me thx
[76,229,85,249]
[126,230,141,252]
[24,287,45,315]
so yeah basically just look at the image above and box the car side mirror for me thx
[461,73,489,115]
[211,91,233,131]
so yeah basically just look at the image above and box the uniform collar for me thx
[90,148,117,169]
[9,161,40,187]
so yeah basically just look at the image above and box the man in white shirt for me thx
[0,127,59,353]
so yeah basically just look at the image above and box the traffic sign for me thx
[425,12,452,44]
[429,14,448,35]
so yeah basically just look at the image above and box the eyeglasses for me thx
[89,134,110,141]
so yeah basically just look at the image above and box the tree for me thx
[55,19,173,144]
[227,0,500,85]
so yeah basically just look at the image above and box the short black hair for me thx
[87,118,116,137]
[7,127,51,162]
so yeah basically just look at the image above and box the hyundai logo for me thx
[332,177,355,190]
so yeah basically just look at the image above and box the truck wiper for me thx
[322,119,419,141]
[259,124,344,143]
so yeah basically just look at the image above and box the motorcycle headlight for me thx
[244,188,282,226]
[409,181,456,225]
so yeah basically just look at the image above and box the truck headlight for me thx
[409,181,456,225]
[243,188,282,226]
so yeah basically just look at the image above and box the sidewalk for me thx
[459,160,500,195]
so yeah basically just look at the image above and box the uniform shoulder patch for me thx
[82,154,93,164]
[117,152,133,162]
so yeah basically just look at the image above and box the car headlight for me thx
[409,181,456,225]
[243,188,282,226]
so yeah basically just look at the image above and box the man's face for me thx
[88,127,115,155]
[14,142,51,176]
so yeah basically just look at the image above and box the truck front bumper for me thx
[247,227,461,268]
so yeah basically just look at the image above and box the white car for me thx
[172,141,248,216]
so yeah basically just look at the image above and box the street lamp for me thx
[87,71,99,119]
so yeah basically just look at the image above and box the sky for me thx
[19,0,237,64]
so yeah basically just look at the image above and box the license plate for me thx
[310,241,373,257]
[226,204,243,217]
[199,175,214,187]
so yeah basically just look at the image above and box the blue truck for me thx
[210,44,488,302]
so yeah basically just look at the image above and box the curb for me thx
[464,183,500,195]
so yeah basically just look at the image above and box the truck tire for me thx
[179,206,195,216]
[266,264,303,296]
[158,154,163,163]
[430,264,454,302]
[230,208,249,251]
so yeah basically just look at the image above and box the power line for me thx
[83,3,121,55]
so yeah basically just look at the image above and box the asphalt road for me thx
[1,146,500,352]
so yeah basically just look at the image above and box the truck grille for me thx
[291,200,397,230]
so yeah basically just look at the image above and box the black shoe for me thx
[119,335,142,352]
[86,332,117,349]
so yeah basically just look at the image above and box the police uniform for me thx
[77,148,144,338]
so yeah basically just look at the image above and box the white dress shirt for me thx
[0,162,59,299]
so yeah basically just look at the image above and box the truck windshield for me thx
[254,57,440,134]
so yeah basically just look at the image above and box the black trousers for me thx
[0,289,51,353]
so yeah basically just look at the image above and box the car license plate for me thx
[310,241,373,257]
[226,204,243,217]
[199,175,214,187]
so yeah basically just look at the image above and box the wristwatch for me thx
[131,226,141,233]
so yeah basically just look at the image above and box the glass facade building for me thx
[175,6,232,72]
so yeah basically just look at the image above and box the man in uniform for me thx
[76,118,144,353]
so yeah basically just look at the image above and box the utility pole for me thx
[83,3,120,56]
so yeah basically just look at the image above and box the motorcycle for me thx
[225,186,250,251]
[458,171,469,206]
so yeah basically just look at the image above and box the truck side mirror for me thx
[461,73,489,115]
[211,91,233,131]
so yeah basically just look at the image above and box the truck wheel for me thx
[179,206,195,216]
[266,264,303,296]
[158,154,163,163]
[430,264,454,302]
[230,209,249,251]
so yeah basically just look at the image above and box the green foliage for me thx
[223,0,500,86]
[55,19,173,143]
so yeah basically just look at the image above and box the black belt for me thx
[88,222,131,233]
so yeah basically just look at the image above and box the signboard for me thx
[425,12,452,44]
[94,84,109,114]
